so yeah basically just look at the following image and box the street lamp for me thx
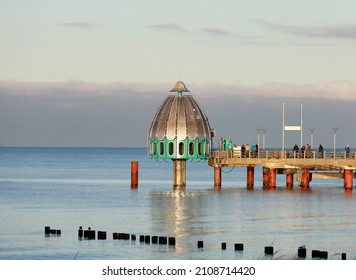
[309,128,315,149]
[256,128,261,150]
[262,128,266,150]
[333,127,337,159]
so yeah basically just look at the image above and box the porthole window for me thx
[169,142,174,156]
[160,142,164,156]
[206,142,210,156]
[152,142,157,155]
[189,142,194,156]
[179,142,184,156]
[198,142,203,156]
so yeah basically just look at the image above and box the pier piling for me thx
[300,168,310,188]
[173,159,186,189]
[131,161,139,189]
[214,166,221,190]
[268,168,277,188]
[286,173,294,188]
[247,167,254,188]
[344,169,353,189]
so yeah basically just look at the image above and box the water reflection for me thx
[147,185,356,259]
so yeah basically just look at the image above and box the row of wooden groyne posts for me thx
[208,149,356,190]
[44,226,348,260]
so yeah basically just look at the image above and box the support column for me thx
[300,168,310,188]
[344,169,353,190]
[247,166,254,189]
[268,168,277,188]
[130,161,139,189]
[286,173,294,189]
[263,167,269,187]
[173,159,186,189]
[214,166,222,190]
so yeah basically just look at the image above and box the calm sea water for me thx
[0,147,355,260]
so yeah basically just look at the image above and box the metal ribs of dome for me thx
[149,95,211,141]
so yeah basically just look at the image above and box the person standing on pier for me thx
[293,144,299,158]
[301,145,306,158]
[318,144,324,158]
[306,144,311,158]
[345,145,350,158]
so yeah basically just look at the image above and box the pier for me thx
[208,149,356,190]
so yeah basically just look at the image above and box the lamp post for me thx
[309,128,315,149]
[257,128,261,150]
[333,127,337,159]
[262,128,266,150]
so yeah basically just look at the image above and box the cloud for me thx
[199,27,234,36]
[58,22,101,29]
[191,80,356,102]
[2,80,356,101]
[1,80,356,147]
[148,23,187,32]
[258,20,356,40]
[148,23,234,37]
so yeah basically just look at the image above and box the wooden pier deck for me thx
[208,150,356,189]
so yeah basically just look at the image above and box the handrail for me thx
[210,149,356,160]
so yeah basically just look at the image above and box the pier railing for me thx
[209,149,356,170]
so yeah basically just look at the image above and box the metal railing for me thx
[211,149,355,159]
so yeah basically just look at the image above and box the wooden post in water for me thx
[246,166,254,189]
[344,169,353,190]
[268,168,277,188]
[214,166,222,190]
[286,173,294,189]
[300,168,310,188]
[131,161,139,189]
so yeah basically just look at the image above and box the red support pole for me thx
[263,167,269,187]
[300,168,310,188]
[131,161,139,189]
[247,166,254,189]
[214,166,222,190]
[286,173,294,189]
[268,168,277,188]
[344,169,353,190]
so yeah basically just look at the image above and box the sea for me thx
[0,147,355,260]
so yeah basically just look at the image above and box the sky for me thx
[1,0,356,148]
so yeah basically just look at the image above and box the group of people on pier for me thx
[292,143,319,158]
[232,143,259,158]
[218,137,353,159]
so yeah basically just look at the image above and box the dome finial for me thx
[169,80,190,97]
